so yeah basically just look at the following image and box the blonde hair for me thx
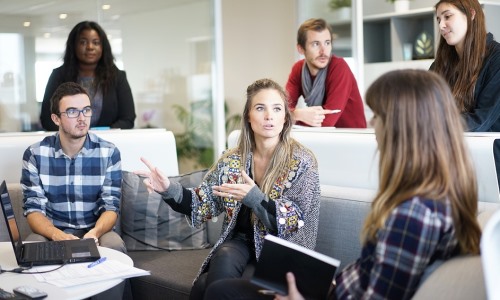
[363,69,481,254]
[213,78,298,194]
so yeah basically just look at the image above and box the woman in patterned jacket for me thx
[136,78,320,300]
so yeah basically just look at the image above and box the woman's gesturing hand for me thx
[134,157,171,193]
[212,170,255,201]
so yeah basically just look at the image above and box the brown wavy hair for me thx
[363,69,481,255]
[432,0,487,112]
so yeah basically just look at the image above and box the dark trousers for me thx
[203,278,274,300]
[189,238,255,300]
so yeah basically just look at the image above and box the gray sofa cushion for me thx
[315,185,374,270]
[129,248,211,299]
[4,184,31,240]
[121,170,210,251]
[412,255,486,300]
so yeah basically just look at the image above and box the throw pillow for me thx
[120,169,210,251]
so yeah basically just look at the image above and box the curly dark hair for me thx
[62,21,117,95]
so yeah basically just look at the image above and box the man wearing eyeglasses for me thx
[20,82,125,254]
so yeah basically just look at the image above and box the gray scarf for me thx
[301,61,328,107]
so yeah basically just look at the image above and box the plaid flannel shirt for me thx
[21,132,122,231]
[335,196,459,300]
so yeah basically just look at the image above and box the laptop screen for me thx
[0,180,24,258]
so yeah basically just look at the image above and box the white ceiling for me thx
[0,0,201,39]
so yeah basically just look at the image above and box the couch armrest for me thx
[412,255,485,300]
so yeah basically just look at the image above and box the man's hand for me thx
[51,230,79,241]
[83,229,99,245]
[292,107,337,127]
[27,211,79,241]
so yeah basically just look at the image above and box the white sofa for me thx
[2,128,499,299]
[229,128,500,203]
[0,128,180,184]
[228,128,500,299]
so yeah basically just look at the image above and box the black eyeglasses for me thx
[59,107,93,118]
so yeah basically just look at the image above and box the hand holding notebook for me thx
[251,234,340,299]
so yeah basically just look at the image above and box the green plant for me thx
[172,100,241,169]
[328,0,351,10]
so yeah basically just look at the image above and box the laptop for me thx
[0,180,100,267]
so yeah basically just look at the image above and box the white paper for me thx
[32,260,150,287]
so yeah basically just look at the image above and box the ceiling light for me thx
[23,21,31,27]
[102,4,111,10]
[59,14,68,19]
[44,33,51,38]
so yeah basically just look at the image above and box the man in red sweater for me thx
[286,18,366,128]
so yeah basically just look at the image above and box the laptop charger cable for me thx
[0,262,67,274]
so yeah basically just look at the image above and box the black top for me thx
[40,65,136,131]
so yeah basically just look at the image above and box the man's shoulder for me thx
[87,132,118,150]
[291,58,305,70]
[328,55,349,69]
[23,134,58,160]
[30,134,57,149]
[327,55,354,77]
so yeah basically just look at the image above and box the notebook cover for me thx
[251,235,340,299]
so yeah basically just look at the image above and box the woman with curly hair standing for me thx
[40,21,136,130]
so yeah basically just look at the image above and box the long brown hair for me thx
[363,69,481,254]
[432,0,487,112]
[63,21,117,95]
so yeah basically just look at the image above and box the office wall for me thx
[120,0,299,135]
[221,0,297,115]
[121,1,212,132]
[363,0,436,15]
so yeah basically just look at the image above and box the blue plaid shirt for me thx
[335,196,459,300]
[21,132,122,231]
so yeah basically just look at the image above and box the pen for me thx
[88,257,107,268]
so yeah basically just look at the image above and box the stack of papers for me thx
[32,260,150,287]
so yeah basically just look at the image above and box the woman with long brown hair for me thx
[336,69,482,299]
[431,0,500,187]
[270,69,481,300]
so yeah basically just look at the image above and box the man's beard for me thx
[62,123,88,139]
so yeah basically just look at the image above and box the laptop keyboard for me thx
[30,241,66,260]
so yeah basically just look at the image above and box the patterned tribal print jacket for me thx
[160,142,321,282]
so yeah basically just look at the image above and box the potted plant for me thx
[328,0,351,21]
[172,100,241,172]
[386,0,412,12]
[328,0,351,10]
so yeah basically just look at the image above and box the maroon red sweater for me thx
[286,55,367,128]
